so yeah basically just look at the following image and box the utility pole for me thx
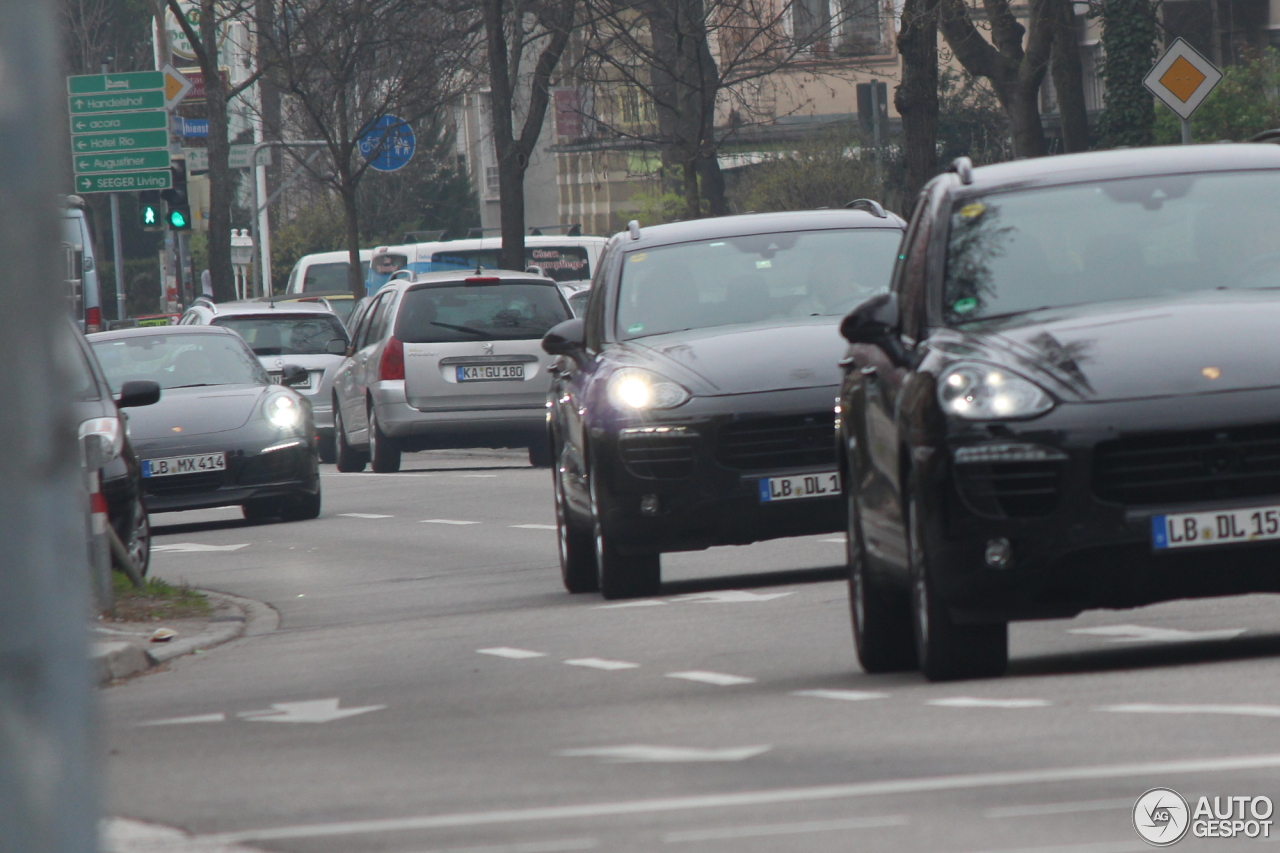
[0,1,100,850]
[104,57,129,323]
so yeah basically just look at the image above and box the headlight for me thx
[265,394,303,429]
[79,416,123,463]
[606,368,691,410]
[938,363,1053,420]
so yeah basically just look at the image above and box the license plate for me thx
[457,364,525,382]
[758,471,841,502]
[141,452,226,478]
[1152,504,1280,549]
[271,372,312,389]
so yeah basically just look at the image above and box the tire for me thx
[590,462,660,599]
[555,449,597,593]
[334,405,367,473]
[848,495,915,673]
[120,493,151,578]
[368,407,401,473]
[281,488,322,521]
[242,499,278,522]
[528,436,553,468]
[907,482,1008,681]
[317,431,337,465]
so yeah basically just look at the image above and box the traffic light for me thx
[138,191,162,231]
[161,158,191,231]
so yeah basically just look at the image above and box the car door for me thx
[337,291,390,441]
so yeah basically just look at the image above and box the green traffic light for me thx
[142,206,158,226]
[167,210,188,229]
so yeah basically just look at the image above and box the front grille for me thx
[717,413,836,471]
[620,428,698,479]
[954,461,1063,517]
[143,471,227,497]
[239,449,302,485]
[1094,423,1280,506]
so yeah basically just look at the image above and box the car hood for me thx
[617,318,845,396]
[125,384,266,439]
[935,291,1280,403]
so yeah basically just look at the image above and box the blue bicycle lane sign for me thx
[358,115,416,172]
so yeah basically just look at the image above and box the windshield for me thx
[395,282,571,343]
[90,332,269,392]
[616,228,901,340]
[424,247,591,282]
[213,314,349,355]
[944,171,1280,323]
[303,260,369,292]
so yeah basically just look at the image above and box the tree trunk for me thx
[497,153,528,271]
[484,0,526,271]
[696,155,727,216]
[1009,76,1049,157]
[1098,0,1157,148]
[1050,0,1090,151]
[199,0,234,302]
[896,0,941,205]
[681,160,701,219]
[339,169,366,299]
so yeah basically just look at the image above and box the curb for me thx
[94,589,278,685]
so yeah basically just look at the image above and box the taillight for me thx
[85,306,102,333]
[379,336,405,381]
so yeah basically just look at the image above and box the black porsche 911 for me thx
[88,325,322,522]
[837,144,1280,681]
[542,206,906,598]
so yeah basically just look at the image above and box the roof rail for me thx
[844,198,887,218]
[389,269,414,282]
[191,296,217,315]
[1250,129,1280,143]
[949,156,975,185]
[628,220,641,240]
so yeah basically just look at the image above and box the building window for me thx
[794,0,833,54]
[837,0,883,55]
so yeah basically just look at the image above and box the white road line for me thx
[402,841,597,853]
[665,671,756,686]
[820,537,846,543]
[1100,703,1280,718]
[559,745,770,763]
[512,524,557,530]
[563,658,639,670]
[663,814,906,843]
[328,472,438,478]
[137,713,227,727]
[458,474,499,478]
[1069,624,1246,643]
[152,543,249,553]
[477,648,546,659]
[199,752,1280,844]
[596,600,667,609]
[928,697,1051,709]
[953,842,1147,853]
[984,799,1134,819]
[422,519,482,525]
[338,513,394,519]
[791,689,889,702]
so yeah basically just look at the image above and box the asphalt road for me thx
[103,449,1280,853]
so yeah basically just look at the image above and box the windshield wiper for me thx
[169,383,219,388]
[430,321,488,336]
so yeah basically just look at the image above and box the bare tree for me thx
[483,0,579,271]
[895,0,940,203]
[261,0,480,297]
[62,0,153,74]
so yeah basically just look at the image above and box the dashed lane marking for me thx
[596,599,667,609]
[663,814,906,843]
[928,697,1051,709]
[152,543,249,553]
[1069,624,1246,643]
[478,647,546,659]
[559,745,772,763]
[820,537,846,543]
[984,799,1134,819]
[338,513,393,519]
[791,689,889,702]
[1100,703,1280,718]
[563,658,639,670]
[512,524,557,530]
[422,519,482,525]
[138,713,227,726]
[665,671,756,686]
[458,474,499,478]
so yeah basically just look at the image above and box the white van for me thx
[364,235,606,295]
[61,195,102,332]
[284,249,373,295]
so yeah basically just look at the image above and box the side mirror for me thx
[280,364,309,387]
[117,380,161,408]
[325,339,348,356]
[542,318,586,357]
[840,292,900,346]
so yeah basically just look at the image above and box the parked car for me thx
[543,206,906,599]
[65,320,160,575]
[88,326,321,521]
[177,298,349,463]
[331,270,572,473]
[837,145,1280,682]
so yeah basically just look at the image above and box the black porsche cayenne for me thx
[89,325,322,522]
[838,144,1280,681]
[543,207,905,598]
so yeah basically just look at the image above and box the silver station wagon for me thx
[331,270,571,472]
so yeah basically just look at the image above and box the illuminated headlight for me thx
[939,364,1053,420]
[265,394,303,430]
[79,416,123,463]
[607,368,690,411]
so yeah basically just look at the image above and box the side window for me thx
[583,243,615,353]
[364,293,395,347]
[896,192,934,341]
[352,296,384,350]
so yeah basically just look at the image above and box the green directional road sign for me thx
[69,90,165,115]
[74,149,170,175]
[70,109,168,136]
[75,170,172,195]
[67,71,165,95]
[71,129,169,154]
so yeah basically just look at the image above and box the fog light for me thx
[640,494,660,517]
[984,537,1013,569]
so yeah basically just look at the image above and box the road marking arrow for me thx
[152,543,249,553]
[1069,624,1246,643]
[237,698,386,724]
[558,744,771,763]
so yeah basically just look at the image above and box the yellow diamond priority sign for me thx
[1144,38,1222,120]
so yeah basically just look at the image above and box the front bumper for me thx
[371,381,545,450]
[922,388,1280,621]
[592,386,844,553]
[133,436,318,513]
